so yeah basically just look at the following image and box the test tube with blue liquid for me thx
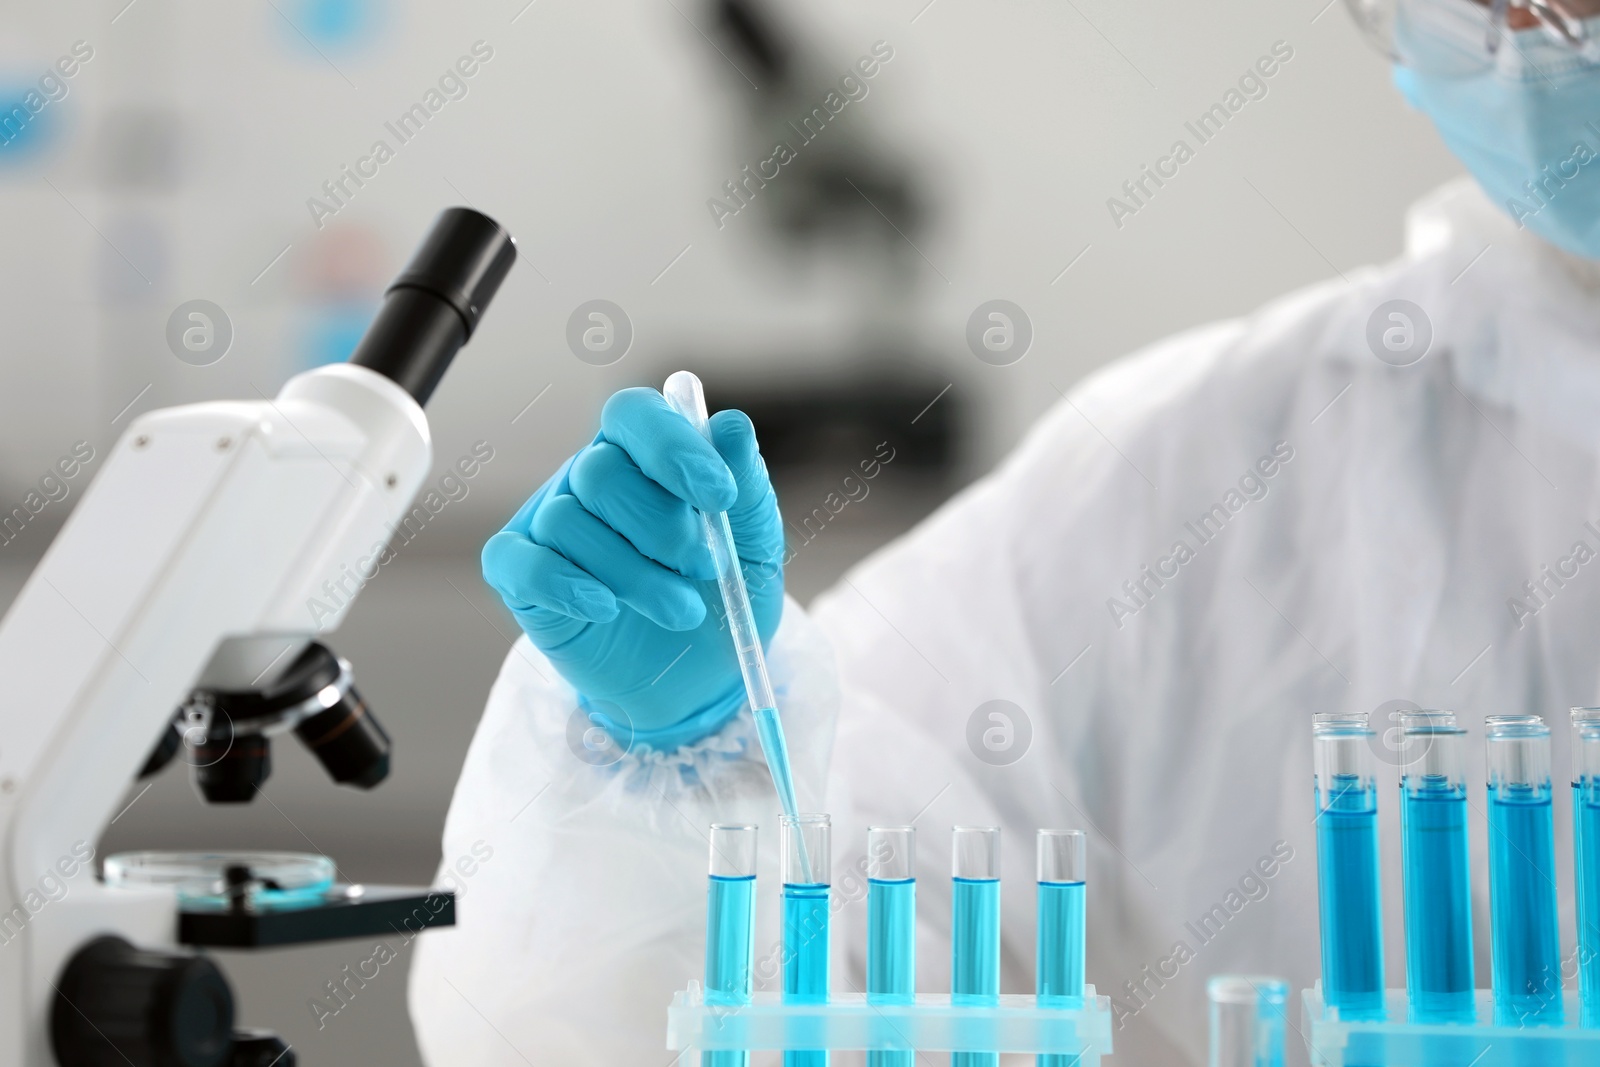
[1573,708,1600,1027]
[782,813,830,1067]
[1207,975,1288,1067]
[1398,710,1475,1023]
[1036,829,1086,1067]
[705,824,758,1067]
[867,826,915,1067]
[952,826,1001,1067]
[1312,714,1385,1020]
[1485,715,1563,1026]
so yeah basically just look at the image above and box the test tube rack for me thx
[667,982,1114,1061]
[1302,987,1600,1067]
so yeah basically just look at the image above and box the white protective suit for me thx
[410,178,1600,1066]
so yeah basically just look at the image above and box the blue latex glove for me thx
[482,387,785,749]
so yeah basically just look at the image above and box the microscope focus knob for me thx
[229,1030,294,1066]
[52,936,235,1067]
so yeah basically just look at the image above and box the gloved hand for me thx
[482,387,785,748]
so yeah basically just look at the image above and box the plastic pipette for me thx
[663,371,810,880]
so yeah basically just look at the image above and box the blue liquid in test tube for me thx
[1577,710,1600,1028]
[1485,715,1563,1026]
[1398,711,1475,1023]
[705,824,758,1067]
[1037,829,1086,1067]
[952,827,1001,1067]
[783,814,830,1067]
[868,826,916,1067]
[1312,715,1385,1020]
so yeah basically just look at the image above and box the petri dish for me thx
[104,850,336,911]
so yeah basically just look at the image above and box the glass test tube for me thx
[952,826,1001,1067]
[867,827,916,1067]
[1573,708,1600,1027]
[1036,829,1086,1067]
[1398,711,1476,1023]
[782,814,831,1067]
[1312,714,1385,1020]
[1486,715,1563,1025]
[1207,975,1289,1067]
[706,825,758,1067]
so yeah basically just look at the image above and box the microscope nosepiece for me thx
[175,642,391,802]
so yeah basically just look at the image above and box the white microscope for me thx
[0,207,517,1066]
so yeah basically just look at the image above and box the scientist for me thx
[411,0,1600,1062]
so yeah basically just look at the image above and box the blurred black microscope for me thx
[687,0,958,504]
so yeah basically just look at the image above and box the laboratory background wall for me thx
[0,0,1457,1062]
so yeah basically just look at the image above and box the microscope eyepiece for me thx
[348,206,517,406]
[389,205,517,339]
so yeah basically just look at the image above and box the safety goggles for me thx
[1346,0,1600,75]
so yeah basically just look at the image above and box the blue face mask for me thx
[1393,0,1600,259]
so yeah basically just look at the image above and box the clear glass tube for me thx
[782,813,831,888]
[782,814,830,1067]
[1036,830,1085,1067]
[954,825,1001,881]
[1312,713,1385,1020]
[1208,976,1289,1067]
[1573,708,1600,1026]
[711,822,759,879]
[1398,710,1475,1023]
[1485,715,1563,1025]
[952,827,1001,1067]
[1036,828,1086,885]
[867,827,915,1067]
[705,826,757,1067]
[1568,710,1600,783]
